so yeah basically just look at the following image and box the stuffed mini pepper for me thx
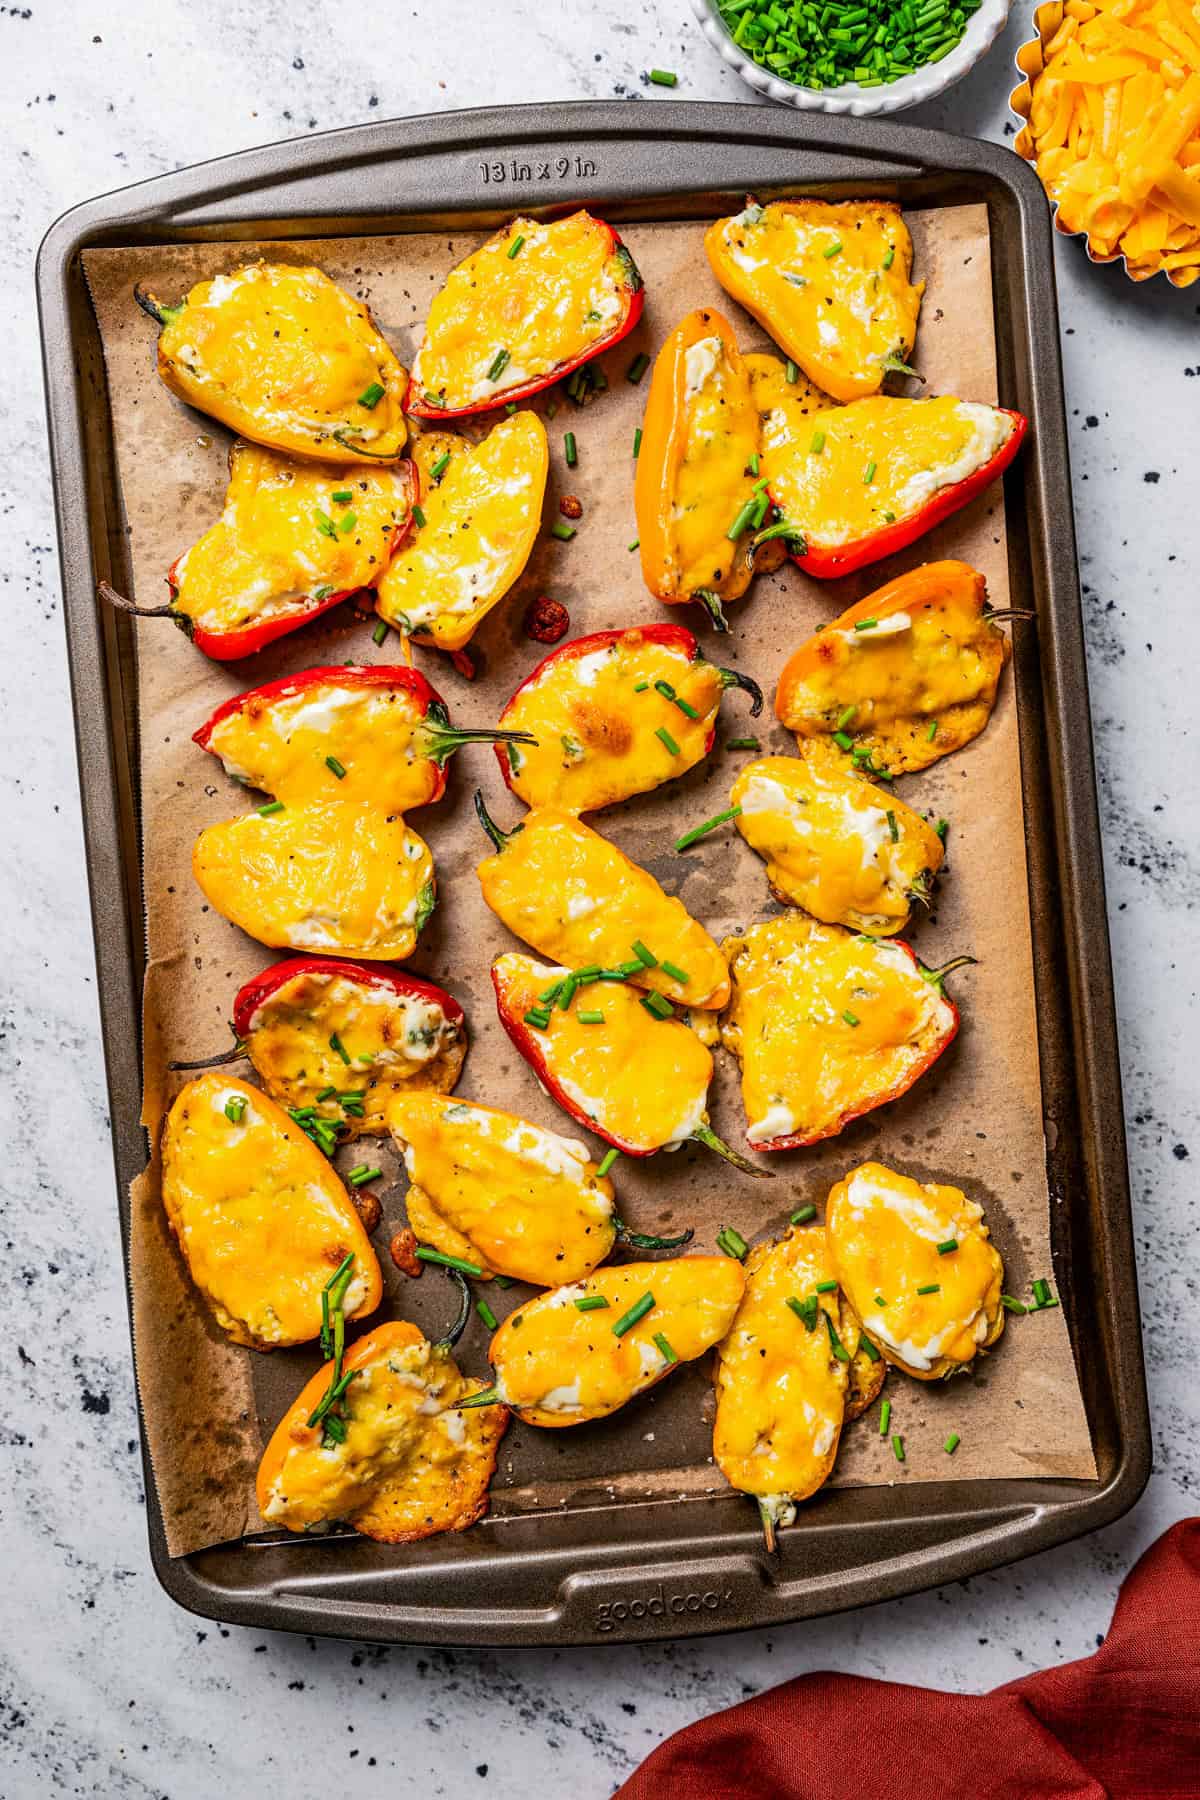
[826,1162,1005,1379]
[161,1073,382,1348]
[494,624,762,814]
[137,261,409,462]
[492,952,768,1174]
[728,743,945,934]
[635,308,765,631]
[759,395,1027,580]
[257,1318,508,1541]
[775,561,1011,775]
[466,1258,745,1427]
[375,415,549,656]
[475,794,729,1011]
[406,212,643,417]
[705,199,925,403]
[720,914,970,1150]
[387,1092,618,1286]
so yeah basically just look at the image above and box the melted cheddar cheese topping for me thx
[479,810,729,1010]
[155,262,408,462]
[706,200,924,403]
[495,953,715,1153]
[732,744,944,935]
[714,1226,850,1522]
[245,969,464,1135]
[489,1257,745,1426]
[499,630,726,814]
[172,444,410,637]
[161,1073,381,1348]
[376,416,549,650]
[762,396,1014,549]
[775,560,1009,775]
[388,1092,616,1286]
[257,1321,506,1539]
[193,801,434,960]
[720,914,955,1147]
[635,309,760,606]
[411,213,635,409]
[827,1162,1005,1379]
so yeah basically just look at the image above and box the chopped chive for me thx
[626,352,650,384]
[825,1311,851,1363]
[863,462,877,485]
[786,1294,819,1331]
[633,427,643,458]
[573,965,602,984]
[892,1433,905,1463]
[649,67,678,85]
[564,431,578,468]
[717,1226,749,1260]
[628,539,640,552]
[314,1086,339,1102]
[632,940,658,968]
[539,979,565,1004]
[935,818,949,841]
[574,1294,610,1312]
[224,1096,246,1124]
[414,1246,485,1277]
[653,1330,678,1363]
[674,805,742,851]
[886,810,900,842]
[875,1294,887,1307]
[475,1297,499,1331]
[338,511,357,534]
[558,974,579,1011]
[257,800,284,816]
[833,730,855,752]
[655,725,680,756]
[357,381,385,409]
[1033,1278,1058,1309]
[936,1238,958,1255]
[672,693,700,719]
[944,1432,961,1455]
[487,347,511,382]
[785,359,799,383]
[725,737,760,751]
[493,1275,514,1289]
[523,1008,552,1029]
[815,1279,838,1294]
[329,1032,350,1066]
[412,503,428,529]
[596,1148,619,1178]
[660,960,689,984]
[429,451,450,483]
[1001,1294,1028,1314]
[883,245,896,270]
[578,1008,605,1024]
[916,1282,941,1295]
[654,678,677,700]
[633,679,650,693]
[613,1292,655,1336]
[372,618,389,646]
[325,755,347,779]
[883,510,896,522]
[507,234,525,259]
[858,1332,881,1363]
[790,1204,817,1225]
[853,617,879,632]
[641,992,674,1021]
[823,240,843,258]
[331,489,353,504]
[348,1165,382,1187]
[842,1010,860,1027]
[927,718,939,741]
[727,499,757,541]
[879,1398,892,1436]
[811,430,826,454]
[551,520,576,542]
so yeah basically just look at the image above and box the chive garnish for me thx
[626,352,650,384]
[652,1331,679,1366]
[348,1165,382,1187]
[487,347,511,382]
[935,818,949,842]
[633,679,650,693]
[415,1246,484,1277]
[325,755,347,779]
[564,431,578,468]
[338,511,357,534]
[674,805,742,852]
[558,974,579,1011]
[825,1311,851,1363]
[725,738,760,752]
[575,1294,610,1312]
[632,940,658,969]
[854,617,879,632]
[833,730,855,752]
[329,1032,350,1066]
[539,979,565,1004]
[649,67,678,85]
[315,1086,338,1102]
[858,1332,881,1363]
[523,1007,551,1029]
[815,1279,838,1294]
[654,678,677,700]
[1032,1277,1057,1309]
[786,1294,819,1331]
[822,240,843,258]
[842,1010,860,1027]
[883,245,896,270]
[811,430,826,454]
[628,539,640,552]
[943,1432,960,1455]
[633,427,643,458]
[672,694,700,719]
[412,503,428,529]
[655,725,680,755]
[790,1204,817,1225]
[916,1282,941,1295]
[596,1148,619,1178]
[727,499,757,541]
[507,234,525,260]
[886,810,899,842]
[875,1293,887,1307]
[927,718,939,741]
[429,451,450,483]
[613,1292,655,1336]
[1002,1294,1028,1314]
[641,992,674,1020]
[717,1226,749,1261]
[257,799,284,816]
[372,618,389,646]
[578,1008,605,1024]
[357,382,385,409]
[224,1096,246,1124]
[476,1297,499,1331]
[331,489,353,504]
[863,461,876,485]
[785,359,799,383]
[660,960,689,984]
[879,1398,891,1436]
[551,520,576,541]
[936,1238,958,1255]
[892,1434,905,1463]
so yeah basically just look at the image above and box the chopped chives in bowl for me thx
[710,0,984,92]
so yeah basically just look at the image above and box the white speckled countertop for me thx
[5,3,1197,1793]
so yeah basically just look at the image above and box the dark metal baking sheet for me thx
[36,100,1150,1646]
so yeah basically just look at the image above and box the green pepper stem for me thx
[473,788,522,852]
[752,520,807,552]
[98,579,175,621]
[757,1498,778,1555]
[424,724,538,768]
[921,954,978,992]
[168,1042,246,1072]
[882,353,924,383]
[614,1217,696,1252]
[435,1268,473,1350]
[692,589,730,633]
[717,666,764,716]
[692,1123,773,1179]
[456,1385,502,1410]
[330,431,398,459]
[133,283,183,327]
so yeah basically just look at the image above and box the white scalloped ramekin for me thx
[690,0,1012,117]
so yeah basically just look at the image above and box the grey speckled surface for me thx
[5,3,1197,1794]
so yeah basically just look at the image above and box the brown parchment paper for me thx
[84,202,1095,1559]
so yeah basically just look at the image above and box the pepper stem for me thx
[98,579,175,621]
[168,1043,246,1072]
[472,788,522,852]
[133,283,184,327]
[614,1218,696,1252]
[752,520,807,553]
[692,1123,774,1179]
[921,954,978,992]
[330,431,398,459]
[882,353,925,383]
[717,666,764,717]
[757,1498,778,1555]
[691,589,729,633]
[456,1384,502,1410]
[424,724,538,768]
[435,1268,473,1350]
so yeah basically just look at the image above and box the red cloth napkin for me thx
[617,1519,1200,1800]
